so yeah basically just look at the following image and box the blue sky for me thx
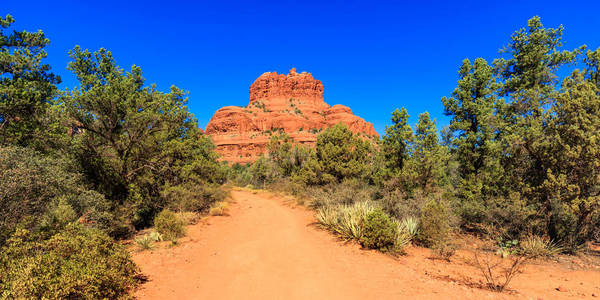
[4,0,600,135]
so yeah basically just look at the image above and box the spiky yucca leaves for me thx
[520,235,562,258]
[401,216,420,239]
[317,201,377,239]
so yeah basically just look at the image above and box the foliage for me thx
[519,235,562,258]
[60,46,225,228]
[418,199,452,248]
[0,224,138,299]
[134,231,163,251]
[295,124,374,185]
[403,112,449,193]
[360,209,398,252]
[442,57,506,224]
[0,15,60,147]
[400,216,420,239]
[316,201,377,240]
[153,210,186,241]
[0,146,120,244]
[209,201,229,216]
[309,179,375,209]
[381,108,413,175]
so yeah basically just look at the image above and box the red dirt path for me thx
[132,189,600,299]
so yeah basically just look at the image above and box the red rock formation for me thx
[205,68,378,164]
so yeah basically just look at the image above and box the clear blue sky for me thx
[4,0,600,135]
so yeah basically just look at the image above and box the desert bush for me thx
[309,180,375,209]
[162,183,228,213]
[134,231,163,251]
[209,202,229,216]
[0,146,120,244]
[268,178,307,198]
[154,210,186,241]
[401,216,420,239]
[0,224,138,299]
[418,200,452,248]
[432,242,457,261]
[519,235,562,258]
[177,212,201,225]
[316,201,377,239]
[472,250,528,292]
[316,205,339,230]
[379,186,430,220]
[337,201,376,239]
[134,234,155,250]
[394,225,412,251]
[360,209,398,251]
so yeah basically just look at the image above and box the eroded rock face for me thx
[205,68,378,164]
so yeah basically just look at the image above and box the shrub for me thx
[520,235,562,258]
[177,212,200,225]
[134,232,163,251]
[472,250,528,292]
[337,201,376,239]
[432,242,457,261]
[134,234,155,250]
[0,146,117,244]
[0,224,138,299]
[316,201,377,240]
[154,210,186,241]
[393,221,412,251]
[309,180,375,209]
[209,202,229,216]
[401,216,420,239]
[360,209,398,252]
[316,205,339,230]
[162,183,228,213]
[418,200,451,248]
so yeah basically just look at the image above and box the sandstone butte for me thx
[205,68,379,164]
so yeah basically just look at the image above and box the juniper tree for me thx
[405,112,448,193]
[381,107,413,174]
[543,70,600,245]
[61,46,223,226]
[441,58,505,221]
[0,15,60,146]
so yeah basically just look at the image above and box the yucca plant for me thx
[148,231,163,242]
[520,235,563,258]
[316,206,339,230]
[135,234,155,250]
[394,227,412,251]
[401,216,419,239]
[337,201,376,239]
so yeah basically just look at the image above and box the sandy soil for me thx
[132,188,600,299]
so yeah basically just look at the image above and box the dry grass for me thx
[520,235,562,258]
[209,202,230,216]
[177,211,201,225]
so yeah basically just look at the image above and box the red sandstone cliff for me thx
[205,68,379,164]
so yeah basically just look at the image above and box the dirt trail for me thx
[133,189,600,300]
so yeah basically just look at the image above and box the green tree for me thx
[405,112,448,192]
[0,15,60,146]
[543,70,600,246]
[494,16,585,240]
[267,133,294,176]
[441,58,506,222]
[297,123,373,184]
[61,46,222,227]
[584,47,600,89]
[381,108,413,174]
